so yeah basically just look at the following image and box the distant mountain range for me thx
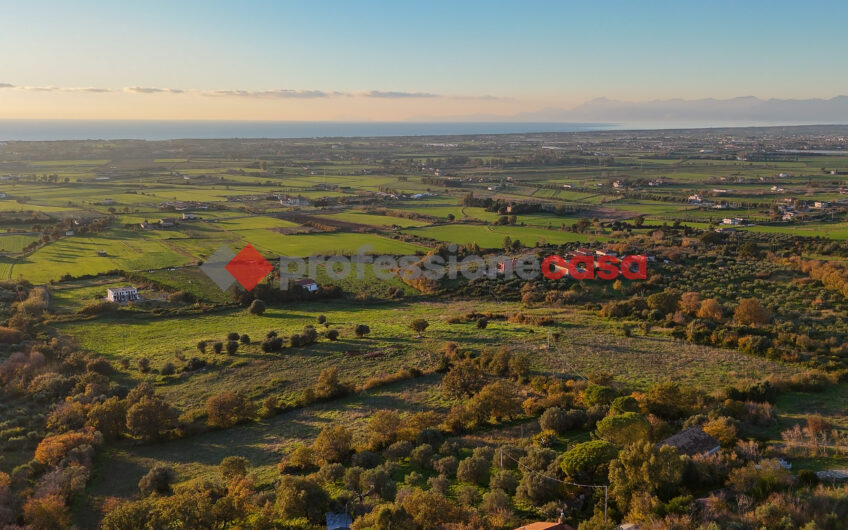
[502,96,848,124]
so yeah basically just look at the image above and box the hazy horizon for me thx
[2,1,847,122]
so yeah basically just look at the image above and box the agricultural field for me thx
[1,127,848,529]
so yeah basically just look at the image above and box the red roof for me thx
[514,523,574,530]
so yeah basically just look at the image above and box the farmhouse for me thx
[294,278,319,292]
[813,201,830,209]
[106,286,139,303]
[688,194,703,204]
[181,212,197,220]
[159,218,177,227]
[660,427,720,457]
[513,520,574,530]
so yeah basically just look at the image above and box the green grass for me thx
[316,211,430,228]
[402,223,603,248]
[0,233,39,252]
[7,232,194,283]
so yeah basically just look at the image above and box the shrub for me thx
[583,384,617,406]
[427,474,450,496]
[313,367,349,401]
[23,494,70,529]
[367,410,401,450]
[433,456,458,477]
[196,340,207,354]
[212,342,223,354]
[480,488,512,515]
[355,324,371,337]
[239,334,250,344]
[261,337,283,352]
[316,462,345,484]
[138,465,175,496]
[560,440,619,481]
[34,429,102,466]
[734,298,771,325]
[595,412,651,446]
[540,407,585,434]
[384,440,414,461]
[351,451,381,469]
[409,444,434,469]
[490,470,518,495]
[219,456,249,481]
[410,319,429,335]
[227,332,240,341]
[442,360,485,398]
[205,392,254,428]
[160,362,175,376]
[532,429,558,447]
[312,425,352,464]
[458,485,480,506]
[225,341,239,355]
[275,475,329,523]
[610,395,640,414]
[326,329,340,341]
[137,357,151,373]
[697,298,724,320]
[248,299,266,315]
[457,456,490,485]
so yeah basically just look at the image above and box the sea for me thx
[0,120,616,141]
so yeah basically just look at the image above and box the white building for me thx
[107,286,139,303]
[814,201,830,209]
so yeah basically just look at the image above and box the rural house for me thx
[513,519,575,530]
[659,427,720,457]
[106,286,139,303]
[294,278,319,292]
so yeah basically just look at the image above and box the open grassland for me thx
[741,221,848,239]
[316,211,430,228]
[56,301,797,413]
[402,223,603,247]
[4,232,194,283]
[0,233,39,252]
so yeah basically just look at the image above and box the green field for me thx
[402,223,602,247]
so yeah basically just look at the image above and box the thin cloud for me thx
[13,85,114,93]
[3,83,502,100]
[203,89,332,99]
[123,86,184,94]
[359,90,441,99]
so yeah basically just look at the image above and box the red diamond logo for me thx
[225,244,273,291]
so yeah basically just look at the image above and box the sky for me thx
[0,0,846,121]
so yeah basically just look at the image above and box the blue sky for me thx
[1,1,846,119]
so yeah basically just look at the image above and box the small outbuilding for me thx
[660,427,720,457]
